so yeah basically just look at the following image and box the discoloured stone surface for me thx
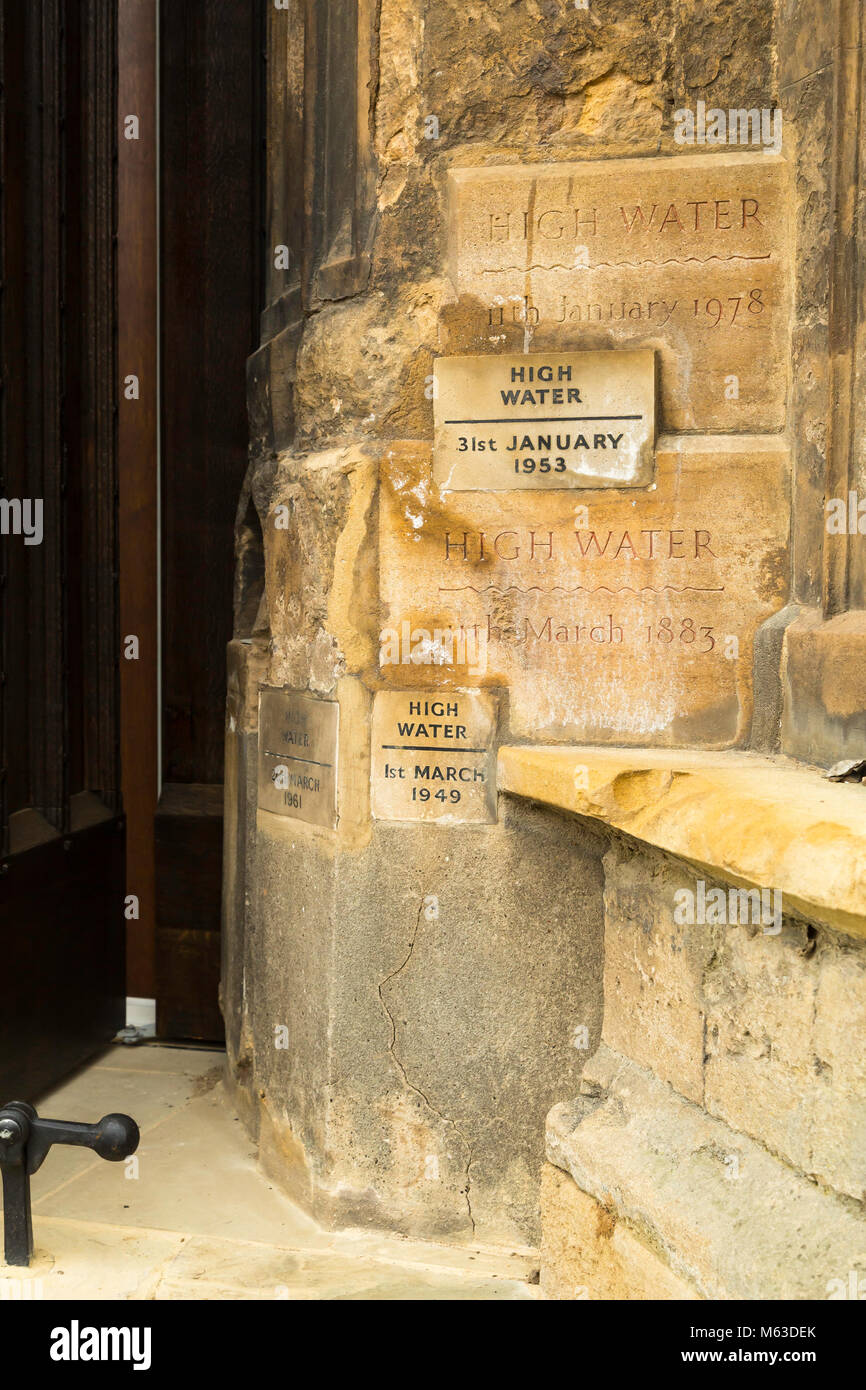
[540,1163,700,1301]
[703,920,866,1203]
[601,843,715,1105]
[782,609,866,767]
[810,941,866,1201]
[545,1045,866,1301]
[245,794,605,1246]
[602,834,866,1202]
[447,154,790,432]
[413,0,776,159]
[381,437,788,745]
[263,448,379,694]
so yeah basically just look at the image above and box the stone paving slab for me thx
[5,1046,536,1301]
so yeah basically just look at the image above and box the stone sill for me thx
[497,745,866,938]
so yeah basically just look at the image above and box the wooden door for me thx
[0,0,125,1099]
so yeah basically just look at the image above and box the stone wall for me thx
[223,643,606,1243]
[221,443,608,1245]
[222,0,866,1269]
[540,831,866,1299]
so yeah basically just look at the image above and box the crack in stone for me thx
[377,902,476,1234]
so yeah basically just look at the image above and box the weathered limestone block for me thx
[447,154,790,433]
[703,922,866,1203]
[292,287,445,455]
[703,917,818,1176]
[221,636,268,1138]
[600,836,866,1204]
[381,438,789,746]
[248,788,605,1246]
[782,610,866,767]
[811,940,866,1201]
[541,1163,700,1301]
[262,447,380,693]
[601,843,718,1104]
[544,1044,866,1300]
[418,0,774,156]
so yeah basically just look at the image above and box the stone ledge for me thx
[498,745,866,938]
[545,1044,866,1301]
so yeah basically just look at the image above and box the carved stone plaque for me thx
[371,690,498,823]
[379,439,789,747]
[433,349,655,490]
[446,153,789,432]
[258,688,339,828]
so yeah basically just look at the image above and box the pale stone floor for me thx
[1,1045,538,1301]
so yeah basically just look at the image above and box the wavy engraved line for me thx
[479,253,771,273]
[438,583,727,596]
[591,253,772,268]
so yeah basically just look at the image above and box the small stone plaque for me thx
[258,688,339,828]
[433,350,655,491]
[371,690,498,823]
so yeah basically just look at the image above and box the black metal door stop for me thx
[0,1101,139,1266]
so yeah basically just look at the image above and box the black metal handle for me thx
[0,1100,139,1267]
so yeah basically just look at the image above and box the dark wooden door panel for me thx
[155,783,223,1041]
[0,1,124,1098]
[0,819,125,1100]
